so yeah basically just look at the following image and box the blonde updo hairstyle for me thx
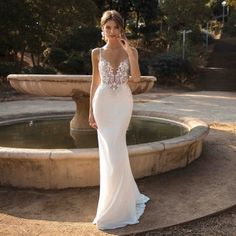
[101,10,125,42]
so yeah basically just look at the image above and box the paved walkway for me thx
[135,91,236,124]
[0,91,235,235]
[1,91,235,124]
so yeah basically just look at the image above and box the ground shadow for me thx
[0,125,235,235]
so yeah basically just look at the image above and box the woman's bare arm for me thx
[119,36,141,82]
[127,47,141,82]
[89,48,100,115]
[88,48,100,129]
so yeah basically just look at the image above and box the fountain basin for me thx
[7,74,156,96]
[0,110,209,189]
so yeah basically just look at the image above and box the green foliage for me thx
[0,0,98,65]
[148,54,196,85]
[228,0,236,9]
[130,0,159,41]
[0,62,21,77]
[0,0,32,60]
[160,0,211,44]
[169,36,199,66]
[45,48,68,67]
[57,26,101,52]
[208,0,224,16]
[138,23,159,42]
[22,66,57,74]
[45,25,100,74]
[57,53,91,74]
[0,0,227,79]
[224,10,236,36]
[139,58,149,76]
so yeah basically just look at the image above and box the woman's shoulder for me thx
[91,47,102,61]
[128,47,139,58]
[91,47,101,55]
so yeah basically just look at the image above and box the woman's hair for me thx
[100,10,124,32]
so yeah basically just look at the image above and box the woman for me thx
[89,10,150,230]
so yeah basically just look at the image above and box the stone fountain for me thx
[0,74,209,189]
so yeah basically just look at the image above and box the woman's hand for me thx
[118,33,141,82]
[118,34,132,55]
[89,112,98,129]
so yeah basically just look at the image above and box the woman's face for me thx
[102,20,121,41]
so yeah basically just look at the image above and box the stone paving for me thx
[1,91,235,124]
[135,91,236,124]
[0,90,235,235]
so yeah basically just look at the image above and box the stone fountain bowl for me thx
[7,74,156,96]
[0,110,209,189]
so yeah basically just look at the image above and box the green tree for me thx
[25,0,98,66]
[0,0,33,67]
[160,0,211,50]
[131,0,159,37]
[0,0,98,70]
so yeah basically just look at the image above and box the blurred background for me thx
[0,0,236,94]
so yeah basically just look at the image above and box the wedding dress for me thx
[92,47,150,230]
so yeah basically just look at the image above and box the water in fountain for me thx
[0,116,188,149]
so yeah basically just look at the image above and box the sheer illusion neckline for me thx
[100,57,129,77]
[99,47,129,77]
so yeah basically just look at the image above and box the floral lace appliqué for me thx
[99,58,129,90]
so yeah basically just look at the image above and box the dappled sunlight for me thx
[177,93,236,100]
[178,109,195,112]
[230,145,236,151]
[134,91,236,125]
[203,67,224,70]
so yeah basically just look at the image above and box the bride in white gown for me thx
[89,10,150,230]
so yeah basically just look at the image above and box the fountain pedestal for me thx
[70,95,90,130]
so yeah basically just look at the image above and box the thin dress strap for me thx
[100,47,102,61]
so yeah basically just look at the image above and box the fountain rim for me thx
[7,74,157,82]
[0,111,209,159]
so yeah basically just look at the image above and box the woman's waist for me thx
[96,81,132,95]
[99,80,129,90]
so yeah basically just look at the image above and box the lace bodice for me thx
[98,48,129,90]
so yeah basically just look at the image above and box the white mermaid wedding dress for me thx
[92,47,150,230]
